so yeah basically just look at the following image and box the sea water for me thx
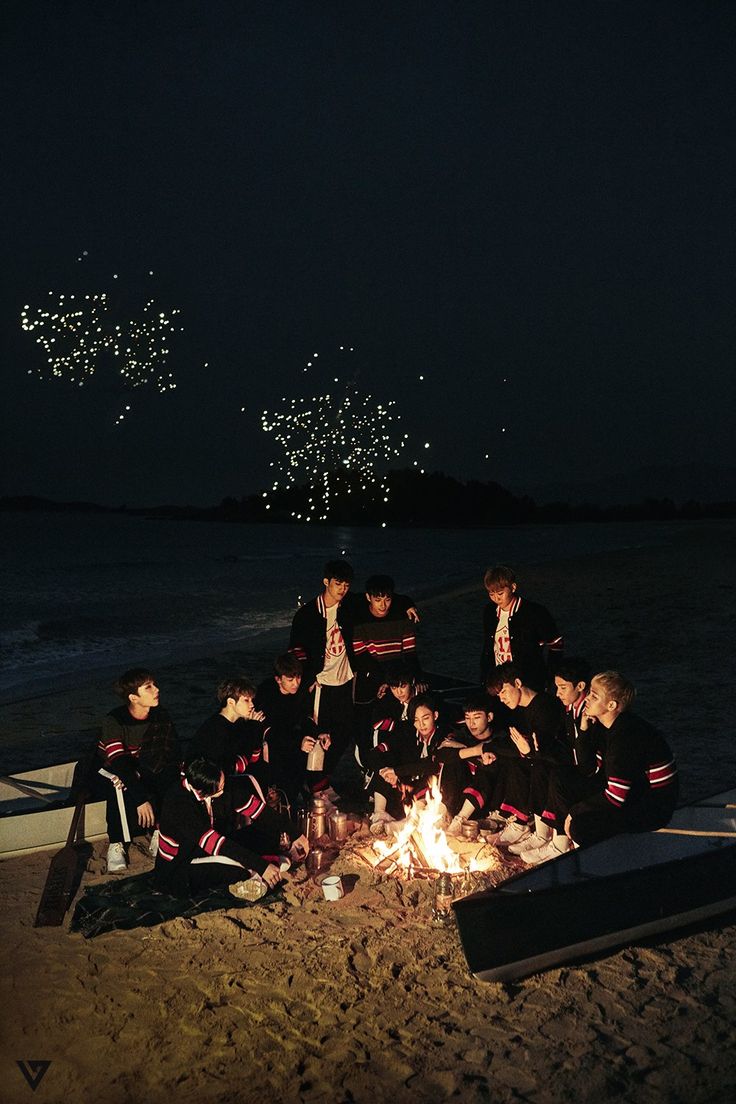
[0,510,680,703]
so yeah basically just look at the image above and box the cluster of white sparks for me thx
[20,271,182,425]
[257,346,429,524]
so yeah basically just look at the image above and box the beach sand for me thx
[2,521,736,1103]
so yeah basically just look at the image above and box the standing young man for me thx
[289,560,357,793]
[480,565,563,691]
[352,574,425,770]
[289,560,418,796]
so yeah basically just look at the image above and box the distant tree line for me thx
[2,472,734,526]
[203,468,736,526]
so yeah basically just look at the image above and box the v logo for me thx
[16,1061,52,1092]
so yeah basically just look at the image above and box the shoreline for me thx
[2,524,736,1101]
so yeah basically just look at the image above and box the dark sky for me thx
[2,1,734,506]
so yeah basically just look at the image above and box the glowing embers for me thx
[364,779,500,881]
[20,281,182,426]
[260,345,410,523]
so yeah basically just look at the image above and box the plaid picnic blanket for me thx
[70,871,281,938]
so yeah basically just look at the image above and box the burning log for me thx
[355,842,403,871]
[409,830,432,871]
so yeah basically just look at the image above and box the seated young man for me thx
[154,757,285,898]
[352,575,426,769]
[540,671,679,862]
[358,661,419,778]
[484,662,567,847]
[480,564,563,691]
[98,668,181,874]
[508,658,593,861]
[435,694,500,834]
[254,654,328,814]
[187,677,266,782]
[366,693,447,831]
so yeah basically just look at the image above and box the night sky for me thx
[2,1,734,507]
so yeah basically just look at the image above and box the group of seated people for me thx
[94,558,679,897]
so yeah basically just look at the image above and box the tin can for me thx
[432,872,455,925]
[328,812,348,841]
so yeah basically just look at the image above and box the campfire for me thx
[357,778,501,884]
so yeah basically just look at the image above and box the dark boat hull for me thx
[453,793,736,982]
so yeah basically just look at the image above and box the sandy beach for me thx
[2,520,736,1103]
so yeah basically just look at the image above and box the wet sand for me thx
[2,520,736,1103]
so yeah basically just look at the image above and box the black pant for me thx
[313,681,354,775]
[547,767,679,847]
[104,765,180,844]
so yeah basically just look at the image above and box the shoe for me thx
[488,819,531,847]
[229,875,268,901]
[149,829,160,858]
[508,831,549,856]
[445,815,466,838]
[369,811,394,837]
[106,842,127,873]
[522,837,571,865]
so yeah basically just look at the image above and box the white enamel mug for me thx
[321,875,344,901]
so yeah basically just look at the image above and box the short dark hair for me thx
[324,559,354,584]
[483,564,517,590]
[410,692,438,722]
[185,757,223,795]
[365,574,395,597]
[216,677,256,706]
[462,693,494,715]
[487,662,526,690]
[274,653,302,678]
[385,660,415,687]
[554,658,591,688]
[113,668,156,701]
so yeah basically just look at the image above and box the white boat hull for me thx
[0,762,107,858]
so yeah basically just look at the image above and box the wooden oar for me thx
[34,788,90,927]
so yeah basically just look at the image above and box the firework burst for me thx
[259,347,416,523]
[20,265,182,425]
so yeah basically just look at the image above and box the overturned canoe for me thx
[453,789,736,982]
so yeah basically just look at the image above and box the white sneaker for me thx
[522,837,571,865]
[149,829,160,858]
[369,811,394,836]
[489,819,531,847]
[106,842,127,873]
[508,831,550,856]
[229,875,268,901]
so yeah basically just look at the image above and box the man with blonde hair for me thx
[538,671,679,861]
